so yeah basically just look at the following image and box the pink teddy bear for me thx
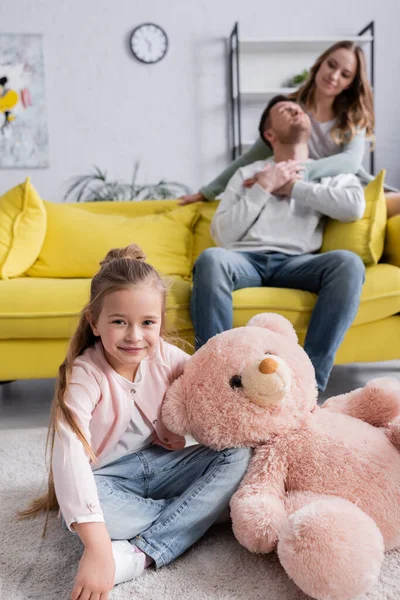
[162,313,400,600]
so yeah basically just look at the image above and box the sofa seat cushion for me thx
[0,275,193,339]
[231,263,400,331]
[1,265,398,341]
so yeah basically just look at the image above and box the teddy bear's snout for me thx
[259,357,278,375]
[240,354,292,408]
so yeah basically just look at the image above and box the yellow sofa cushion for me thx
[321,170,387,265]
[230,263,400,332]
[384,215,400,268]
[0,275,193,340]
[192,202,218,264]
[0,178,46,279]
[26,202,199,279]
[70,198,180,218]
[1,263,399,340]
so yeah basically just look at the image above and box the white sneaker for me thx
[112,540,146,585]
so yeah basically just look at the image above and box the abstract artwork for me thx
[0,34,48,168]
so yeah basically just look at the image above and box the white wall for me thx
[0,0,399,201]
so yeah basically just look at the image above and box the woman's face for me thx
[315,48,357,99]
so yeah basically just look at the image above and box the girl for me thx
[20,244,250,600]
[180,40,400,217]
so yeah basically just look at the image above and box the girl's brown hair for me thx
[290,40,374,145]
[19,244,167,532]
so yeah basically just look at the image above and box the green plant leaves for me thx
[64,162,191,202]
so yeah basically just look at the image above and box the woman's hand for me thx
[178,192,206,205]
[71,545,115,600]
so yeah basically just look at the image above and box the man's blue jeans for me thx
[190,248,365,391]
[94,444,251,567]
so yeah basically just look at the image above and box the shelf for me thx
[228,20,375,170]
[240,88,297,100]
[239,36,373,53]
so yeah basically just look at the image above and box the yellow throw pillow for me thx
[192,201,217,265]
[0,177,47,279]
[26,202,199,279]
[321,170,386,265]
[384,215,400,268]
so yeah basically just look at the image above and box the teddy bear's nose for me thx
[259,357,278,374]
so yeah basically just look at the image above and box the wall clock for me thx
[130,23,168,64]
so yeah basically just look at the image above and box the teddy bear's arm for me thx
[323,377,400,427]
[230,442,288,554]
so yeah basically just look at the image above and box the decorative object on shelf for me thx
[130,23,168,64]
[64,162,191,202]
[285,68,309,87]
[0,33,48,168]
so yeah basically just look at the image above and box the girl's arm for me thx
[52,370,104,531]
[71,522,114,599]
[307,129,366,181]
[53,370,115,596]
[200,137,272,200]
[162,339,191,382]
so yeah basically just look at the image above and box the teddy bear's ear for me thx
[246,313,298,343]
[161,375,190,436]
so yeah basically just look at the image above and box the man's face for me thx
[264,101,311,146]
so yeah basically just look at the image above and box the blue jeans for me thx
[93,444,251,567]
[190,248,365,391]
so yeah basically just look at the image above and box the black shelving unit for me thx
[229,21,375,173]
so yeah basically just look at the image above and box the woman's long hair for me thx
[18,244,168,533]
[290,40,374,145]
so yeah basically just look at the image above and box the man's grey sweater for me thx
[210,158,365,255]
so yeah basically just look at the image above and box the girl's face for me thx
[90,284,163,381]
[315,48,357,99]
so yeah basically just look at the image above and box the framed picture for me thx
[0,33,49,168]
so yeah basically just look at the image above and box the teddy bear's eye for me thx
[229,375,243,389]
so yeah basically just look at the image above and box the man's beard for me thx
[279,123,310,144]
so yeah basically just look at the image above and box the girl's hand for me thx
[71,545,115,600]
[178,192,206,205]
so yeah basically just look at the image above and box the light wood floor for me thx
[1,361,399,430]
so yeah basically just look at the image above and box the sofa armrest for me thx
[383,215,400,267]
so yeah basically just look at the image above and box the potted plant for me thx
[64,162,191,202]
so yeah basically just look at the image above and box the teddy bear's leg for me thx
[323,376,400,427]
[278,496,384,600]
[230,491,287,554]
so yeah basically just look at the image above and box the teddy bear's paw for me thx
[385,416,400,451]
[362,377,400,426]
[277,497,384,600]
[324,377,400,427]
[230,492,286,554]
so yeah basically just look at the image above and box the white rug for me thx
[1,428,400,600]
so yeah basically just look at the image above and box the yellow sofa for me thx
[1,177,400,381]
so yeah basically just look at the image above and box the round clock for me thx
[130,23,168,64]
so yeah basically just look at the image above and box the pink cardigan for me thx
[52,339,189,529]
